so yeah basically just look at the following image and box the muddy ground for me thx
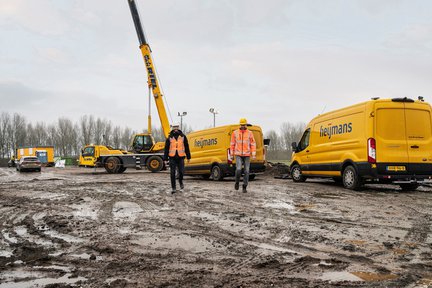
[0,167,431,288]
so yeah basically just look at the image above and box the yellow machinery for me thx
[79,0,172,173]
[128,0,171,152]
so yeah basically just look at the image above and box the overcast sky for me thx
[1,0,432,134]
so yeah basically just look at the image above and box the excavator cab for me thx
[131,133,165,153]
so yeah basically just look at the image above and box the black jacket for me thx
[164,129,191,160]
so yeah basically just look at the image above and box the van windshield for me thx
[297,129,311,152]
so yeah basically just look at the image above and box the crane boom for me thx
[127,0,171,138]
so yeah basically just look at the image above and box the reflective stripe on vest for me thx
[169,136,186,157]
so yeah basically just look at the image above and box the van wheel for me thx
[399,183,419,191]
[342,166,363,190]
[248,174,256,181]
[147,156,163,173]
[211,165,223,181]
[105,157,120,174]
[291,164,306,182]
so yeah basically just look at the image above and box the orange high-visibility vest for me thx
[230,129,256,157]
[169,136,186,157]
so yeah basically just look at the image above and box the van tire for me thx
[118,166,127,174]
[211,165,223,181]
[248,174,256,181]
[399,183,419,191]
[291,164,306,182]
[105,157,120,174]
[342,166,362,190]
[147,156,163,173]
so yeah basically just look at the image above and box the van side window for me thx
[297,128,311,152]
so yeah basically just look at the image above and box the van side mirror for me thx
[291,142,297,151]
[81,149,84,155]
[263,139,271,146]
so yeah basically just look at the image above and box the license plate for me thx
[386,166,406,171]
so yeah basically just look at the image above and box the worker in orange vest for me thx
[229,118,256,193]
[164,123,191,194]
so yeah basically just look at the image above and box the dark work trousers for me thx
[169,157,184,190]
[235,156,250,187]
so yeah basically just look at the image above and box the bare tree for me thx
[46,124,57,152]
[265,130,282,152]
[93,117,102,145]
[9,113,27,150]
[121,127,133,150]
[264,129,289,160]
[150,126,165,142]
[111,126,122,149]
[0,112,11,158]
[280,122,305,151]
[79,115,95,146]
[56,118,77,157]
[102,121,112,146]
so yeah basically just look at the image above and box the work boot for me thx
[180,183,184,190]
[171,189,176,194]
[242,185,247,193]
[234,182,239,190]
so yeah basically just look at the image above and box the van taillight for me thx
[227,149,232,164]
[368,138,376,163]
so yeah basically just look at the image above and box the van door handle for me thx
[306,150,310,152]
[411,145,419,149]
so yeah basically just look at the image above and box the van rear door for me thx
[375,102,409,165]
[404,104,432,167]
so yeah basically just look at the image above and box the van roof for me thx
[187,124,262,136]
[311,98,430,122]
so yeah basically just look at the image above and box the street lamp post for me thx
[209,108,218,127]
[177,112,187,130]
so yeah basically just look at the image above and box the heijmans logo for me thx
[320,122,352,139]
[194,138,218,148]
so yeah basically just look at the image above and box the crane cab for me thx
[130,133,165,153]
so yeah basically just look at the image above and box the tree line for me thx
[0,113,139,159]
[0,111,304,161]
[264,122,306,161]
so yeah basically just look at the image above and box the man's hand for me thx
[227,156,232,161]
[252,154,256,160]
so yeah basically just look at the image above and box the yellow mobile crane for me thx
[127,0,171,150]
[78,0,171,173]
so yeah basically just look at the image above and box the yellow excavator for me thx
[78,0,171,173]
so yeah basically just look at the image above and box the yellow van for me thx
[185,124,266,180]
[291,97,432,190]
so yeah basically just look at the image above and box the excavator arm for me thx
[127,0,171,138]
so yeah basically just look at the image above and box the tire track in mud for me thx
[402,205,431,244]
